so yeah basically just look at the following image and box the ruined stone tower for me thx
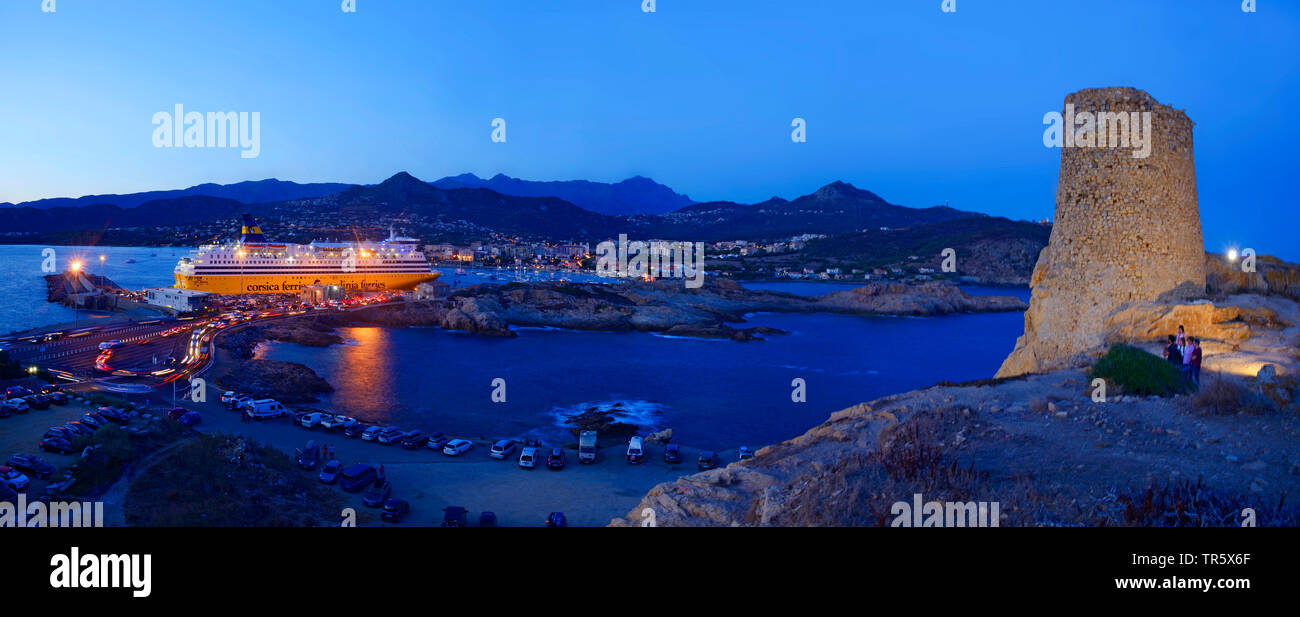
[997,87,1205,377]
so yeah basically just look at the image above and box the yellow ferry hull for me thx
[175,271,439,295]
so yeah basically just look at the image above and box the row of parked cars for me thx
[2,384,70,417]
[40,406,131,455]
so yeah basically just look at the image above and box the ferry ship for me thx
[173,215,440,295]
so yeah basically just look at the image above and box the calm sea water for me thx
[2,243,1029,449]
[256,307,1027,451]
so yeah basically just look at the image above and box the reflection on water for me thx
[258,308,1028,450]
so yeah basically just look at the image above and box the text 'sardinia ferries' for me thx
[173,215,440,295]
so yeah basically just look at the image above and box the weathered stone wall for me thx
[997,87,1205,377]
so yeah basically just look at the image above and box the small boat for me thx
[124,259,137,264]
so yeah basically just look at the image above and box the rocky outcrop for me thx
[213,359,334,404]
[218,318,346,359]
[612,338,1300,526]
[998,88,1205,378]
[813,282,1026,315]
[1205,252,1300,301]
[351,279,1024,341]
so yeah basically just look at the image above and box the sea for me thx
[1,244,1030,450]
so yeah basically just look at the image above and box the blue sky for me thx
[1,0,1296,259]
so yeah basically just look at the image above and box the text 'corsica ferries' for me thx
[173,215,440,295]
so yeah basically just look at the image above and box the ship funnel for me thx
[240,213,267,244]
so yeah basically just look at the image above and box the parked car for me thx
[381,498,410,523]
[243,399,287,420]
[339,463,377,492]
[478,511,497,527]
[62,422,94,437]
[738,446,755,460]
[361,426,384,442]
[376,427,406,445]
[5,386,32,399]
[25,395,50,410]
[40,437,74,455]
[6,454,55,478]
[362,479,392,507]
[220,391,237,406]
[226,394,251,410]
[441,506,468,527]
[578,430,597,464]
[96,407,130,424]
[697,451,719,471]
[663,443,682,464]
[344,423,370,439]
[45,391,69,405]
[4,399,29,414]
[320,415,354,431]
[178,411,202,426]
[318,459,343,484]
[545,512,568,528]
[0,466,31,490]
[44,427,74,441]
[626,436,645,464]
[300,412,329,429]
[518,447,539,469]
[399,431,426,450]
[489,439,517,460]
[297,441,320,470]
[442,439,473,456]
[547,448,567,470]
[167,407,191,421]
[79,414,106,429]
[425,433,450,450]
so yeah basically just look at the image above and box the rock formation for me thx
[998,87,1205,377]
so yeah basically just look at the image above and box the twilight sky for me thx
[1,0,1296,259]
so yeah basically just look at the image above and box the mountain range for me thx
[1,173,694,217]
[0,178,353,210]
[0,171,1021,249]
[429,173,695,216]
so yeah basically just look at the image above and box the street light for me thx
[237,249,247,297]
[99,254,106,285]
[68,260,84,326]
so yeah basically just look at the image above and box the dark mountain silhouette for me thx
[1,178,354,210]
[0,195,250,233]
[328,172,625,239]
[4,175,996,248]
[651,181,982,241]
[430,172,694,216]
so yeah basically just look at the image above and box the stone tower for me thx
[997,87,1205,378]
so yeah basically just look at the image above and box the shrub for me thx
[1089,344,1191,397]
[1190,374,1276,415]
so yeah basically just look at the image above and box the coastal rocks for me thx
[998,88,1205,378]
[214,359,333,404]
[1102,300,1259,348]
[1206,252,1300,301]
[813,282,1027,315]
[357,278,1026,342]
[646,429,674,444]
[561,404,644,439]
[218,318,345,359]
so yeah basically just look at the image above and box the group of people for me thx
[1163,324,1203,387]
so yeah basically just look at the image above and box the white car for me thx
[442,439,473,456]
[320,415,354,431]
[361,426,384,441]
[489,440,517,460]
[301,412,328,429]
[0,466,31,490]
[518,447,539,469]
